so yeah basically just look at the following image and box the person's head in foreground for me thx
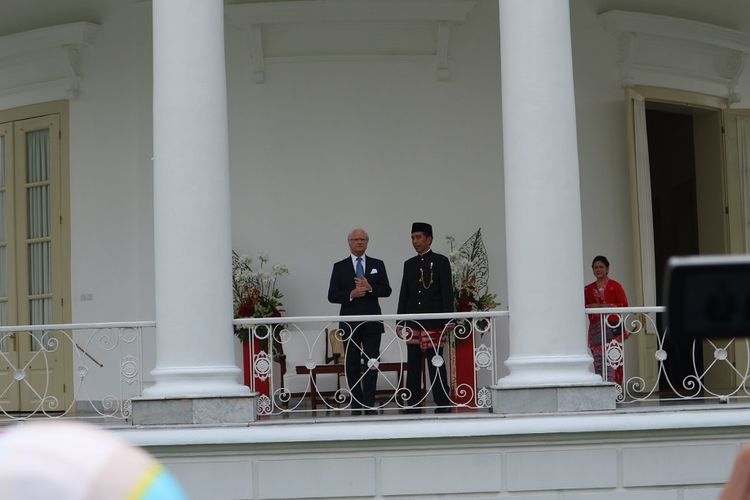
[0,421,186,500]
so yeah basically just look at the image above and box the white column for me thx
[145,0,249,397]
[497,0,600,387]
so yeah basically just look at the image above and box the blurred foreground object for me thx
[720,445,750,500]
[665,255,750,339]
[0,421,186,499]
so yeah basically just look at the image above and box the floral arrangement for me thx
[446,228,498,313]
[232,251,289,343]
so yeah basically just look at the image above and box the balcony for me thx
[0,321,153,421]
[1,310,748,499]
[237,310,505,418]
[0,307,748,422]
[586,306,750,406]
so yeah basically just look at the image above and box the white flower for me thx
[232,250,288,318]
[272,264,289,276]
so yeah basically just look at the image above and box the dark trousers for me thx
[406,344,450,407]
[344,328,381,408]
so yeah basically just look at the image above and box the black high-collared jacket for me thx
[397,250,454,330]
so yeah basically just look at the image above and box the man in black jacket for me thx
[328,228,391,412]
[397,222,454,412]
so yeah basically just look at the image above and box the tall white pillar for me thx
[145,0,249,398]
[497,0,601,389]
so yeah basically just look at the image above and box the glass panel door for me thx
[14,115,64,412]
[0,122,19,412]
[25,129,53,351]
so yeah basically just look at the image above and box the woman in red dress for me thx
[584,255,629,385]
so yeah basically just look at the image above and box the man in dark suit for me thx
[397,222,454,413]
[328,228,391,413]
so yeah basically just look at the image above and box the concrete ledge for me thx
[130,395,256,425]
[125,408,749,500]
[115,405,750,448]
[491,383,616,414]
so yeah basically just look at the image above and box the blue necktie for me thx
[356,257,364,278]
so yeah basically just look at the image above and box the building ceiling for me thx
[594,0,750,33]
[0,0,748,39]
[0,0,135,37]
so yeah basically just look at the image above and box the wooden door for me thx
[0,113,69,413]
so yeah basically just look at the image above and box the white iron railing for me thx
[5,307,744,422]
[0,322,152,421]
[585,306,750,404]
[235,310,507,416]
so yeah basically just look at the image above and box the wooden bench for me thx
[294,362,407,410]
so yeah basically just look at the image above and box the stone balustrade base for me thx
[131,395,256,425]
[491,383,616,414]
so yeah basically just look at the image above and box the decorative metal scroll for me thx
[0,324,147,421]
[592,308,750,404]
[240,312,505,417]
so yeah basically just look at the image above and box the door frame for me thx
[721,108,750,388]
[626,86,729,307]
[0,100,72,412]
[723,108,750,253]
[625,86,734,392]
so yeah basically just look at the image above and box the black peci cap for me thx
[411,222,433,237]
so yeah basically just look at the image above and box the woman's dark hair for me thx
[592,255,610,268]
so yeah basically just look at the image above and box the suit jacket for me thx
[397,250,454,330]
[328,255,392,335]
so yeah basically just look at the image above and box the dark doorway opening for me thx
[646,108,700,299]
[645,107,703,393]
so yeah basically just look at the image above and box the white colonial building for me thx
[1,0,750,498]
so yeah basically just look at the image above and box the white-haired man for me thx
[328,228,391,414]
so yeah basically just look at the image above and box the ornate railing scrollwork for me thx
[236,311,506,417]
[0,322,152,421]
[586,307,750,405]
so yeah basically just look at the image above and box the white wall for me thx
[571,1,750,300]
[161,436,737,500]
[63,0,511,319]
[130,409,749,500]
[67,3,156,392]
[70,3,154,323]
[735,66,750,108]
[10,0,749,398]
[571,1,636,297]
[225,0,506,319]
[61,0,509,396]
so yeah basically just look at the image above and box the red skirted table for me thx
[450,324,476,409]
[242,337,270,399]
